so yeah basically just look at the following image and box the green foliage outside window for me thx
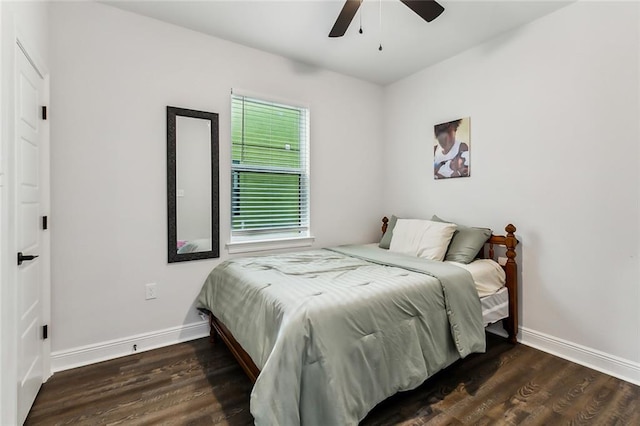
[231,97,307,232]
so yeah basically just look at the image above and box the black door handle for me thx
[17,252,39,266]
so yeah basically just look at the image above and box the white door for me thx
[16,44,46,424]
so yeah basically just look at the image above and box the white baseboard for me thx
[487,325,640,386]
[52,321,640,387]
[50,321,209,374]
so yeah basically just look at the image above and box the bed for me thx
[177,238,212,253]
[196,217,518,425]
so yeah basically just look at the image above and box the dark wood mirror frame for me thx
[167,106,219,263]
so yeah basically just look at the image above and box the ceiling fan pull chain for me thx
[378,0,383,51]
[359,0,363,33]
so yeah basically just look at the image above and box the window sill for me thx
[226,236,315,255]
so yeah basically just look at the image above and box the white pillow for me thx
[389,219,457,261]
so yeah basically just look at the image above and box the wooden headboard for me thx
[381,216,519,343]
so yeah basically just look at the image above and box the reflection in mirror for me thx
[176,116,212,252]
[167,107,219,263]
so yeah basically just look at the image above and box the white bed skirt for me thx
[481,286,509,326]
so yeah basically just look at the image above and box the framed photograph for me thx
[433,117,470,179]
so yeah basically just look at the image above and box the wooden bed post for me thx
[382,216,389,234]
[503,224,518,344]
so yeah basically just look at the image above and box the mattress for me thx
[447,258,508,325]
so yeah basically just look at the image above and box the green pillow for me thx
[431,215,491,263]
[378,215,398,249]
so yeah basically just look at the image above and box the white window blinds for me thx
[231,94,310,241]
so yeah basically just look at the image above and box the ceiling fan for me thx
[329,0,445,38]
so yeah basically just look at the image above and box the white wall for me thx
[0,1,50,423]
[383,1,640,382]
[49,2,384,364]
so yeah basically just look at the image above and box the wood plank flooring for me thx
[26,333,639,425]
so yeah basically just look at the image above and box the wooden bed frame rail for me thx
[209,313,259,382]
[208,217,519,384]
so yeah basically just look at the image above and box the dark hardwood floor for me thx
[26,333,639,425]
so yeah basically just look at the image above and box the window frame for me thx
[226,92,313,253]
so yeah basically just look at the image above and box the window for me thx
[230,94,310,247]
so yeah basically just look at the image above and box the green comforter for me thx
[196,245,485,425]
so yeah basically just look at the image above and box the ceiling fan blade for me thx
[329,0,362,38]
[399,0,445,23]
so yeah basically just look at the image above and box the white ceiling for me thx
[103,0,573,85]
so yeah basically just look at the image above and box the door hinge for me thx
[42,216,48,230]
[43,325,48,340]
[42,106,47,120]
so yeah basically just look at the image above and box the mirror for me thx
[167,106,219,262]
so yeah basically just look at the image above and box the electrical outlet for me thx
[145,283,157,300]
